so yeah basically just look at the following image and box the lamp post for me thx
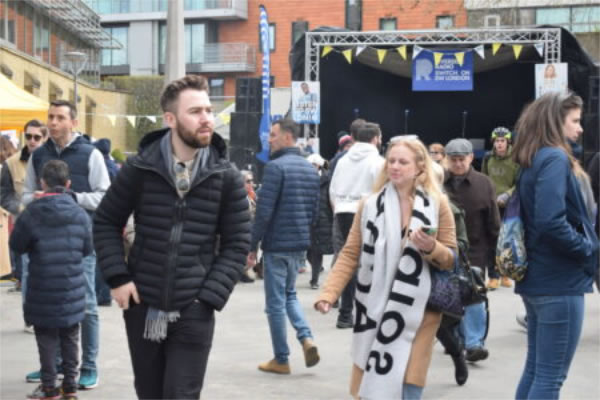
[64,51,88,112]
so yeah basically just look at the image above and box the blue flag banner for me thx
[412,50,473,92]
[256,5,271,163]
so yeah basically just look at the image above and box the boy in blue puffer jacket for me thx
[10,160,92,400]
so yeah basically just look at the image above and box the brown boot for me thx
[486,278,499,290]
[302,338,320,368]
[258,359,290,374]
[501,276,513,288]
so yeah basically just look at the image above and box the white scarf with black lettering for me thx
[353,182,437,399]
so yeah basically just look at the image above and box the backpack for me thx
[495,178,527,281]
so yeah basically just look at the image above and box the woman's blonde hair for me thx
[373,138,443,204]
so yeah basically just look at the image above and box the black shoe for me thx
[310,281,319,290]
[240,273,255,283]
[97,301,112,307]
[336,317,353,329]
[451,352,468,385]
[465,347,489,362]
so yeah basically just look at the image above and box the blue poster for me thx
[412,50,473,91]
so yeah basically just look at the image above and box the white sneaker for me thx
[516,312,527,329]
[24,325,34,334]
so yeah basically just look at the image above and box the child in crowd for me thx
[10,160,92,400]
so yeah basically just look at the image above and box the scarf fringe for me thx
[143,307,181,342]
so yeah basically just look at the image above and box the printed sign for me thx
[292,81,320,124]
[412,50,473,92]
[535,63,568,98]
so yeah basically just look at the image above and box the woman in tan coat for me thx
[316,137,456,399]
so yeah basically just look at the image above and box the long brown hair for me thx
[512,92,583,171]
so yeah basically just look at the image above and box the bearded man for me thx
[93,75,250,399]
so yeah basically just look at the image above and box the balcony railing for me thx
[86,0,248,21]
[156,42,256,74]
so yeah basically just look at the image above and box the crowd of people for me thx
[0,75,598,400]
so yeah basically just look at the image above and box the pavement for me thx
[1,258,599,400]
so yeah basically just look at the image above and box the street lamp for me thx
[64,51,88,112]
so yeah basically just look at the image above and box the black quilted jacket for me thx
[93,129,250,312]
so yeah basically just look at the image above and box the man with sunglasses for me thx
[93,75,250,399]
[1,120,48,301]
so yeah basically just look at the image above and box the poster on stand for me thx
[292,81,320,124]
[412,50,473,91]
[535,63,568,98]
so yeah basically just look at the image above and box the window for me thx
[34,13,49,59]
[259,23,275,52]
[292,21,308,45]
[209,78,224,98]
[160,22,208,65]
[345,0,362,31]
[436,15,454,29]
[536,7,570,28]
[536,6,600,33]
[102,26,128,66]
[379,18,397,31]
[484,15,500,28]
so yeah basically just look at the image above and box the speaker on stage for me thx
[230,112,262,152]
[235,78,262,113]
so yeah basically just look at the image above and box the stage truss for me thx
[304,27,561,82]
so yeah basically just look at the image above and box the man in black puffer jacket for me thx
[93,76,250,399]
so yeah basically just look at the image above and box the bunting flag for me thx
[475,45,485,59]
[145,115,157,124]
[433,52,444,67]
[454,52,465,66]
[356,45,366,56]
[412,45,423,59]
[396,45,407,60]
[534,42,544,57]
[106,115,116,126]
[513,44,523,60]
[342,49,353,64]
[322,46,333,57]
[126,115,136,127]
[492,43,502,55]
[256,4,272,163]
[376,49,387,64]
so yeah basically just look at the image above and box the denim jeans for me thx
[95,262,111,305]
[263,251,313,364]
[402,383,424,400]
[516,295,585,400]
[81,253,99,372]
[459,301,487,349]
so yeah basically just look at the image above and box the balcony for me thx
[158,42,256,74]
[88,0,248,23]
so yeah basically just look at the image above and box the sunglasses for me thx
[174,162,190,193]
[25,133,43,142]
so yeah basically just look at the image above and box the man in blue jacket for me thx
[247,119,321,374]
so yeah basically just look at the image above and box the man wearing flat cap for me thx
[443,138,500,364]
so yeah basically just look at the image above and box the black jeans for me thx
[307,248,323,285]
[124,300,215,399]
[336,213,356,321]
[34,324,79,389]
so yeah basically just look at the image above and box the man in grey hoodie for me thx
[328,122,384,328]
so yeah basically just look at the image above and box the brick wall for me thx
[219,0,467,96]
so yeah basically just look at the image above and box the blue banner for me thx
[256,5,271,163]
[412,50,473,92]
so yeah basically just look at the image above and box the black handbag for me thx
[455,250,487,306]
[426,268,464,319]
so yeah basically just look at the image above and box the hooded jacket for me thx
[10,190,92,328]
[329,142,384,214]
[93,128,250,312]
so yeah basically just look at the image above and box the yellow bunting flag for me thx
[342,49,353,64]
[513,44,523,60]
[321,46,333,57]
[396,45,407,60]
[106,115,116,126]
[126,115,136,127]
[454,52,465,66]
[377,49,387,64]
[492,43,502,55]
[433,52,443,67]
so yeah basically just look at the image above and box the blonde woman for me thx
[316,137,457,399]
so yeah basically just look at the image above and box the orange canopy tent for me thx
[0,73,48,132]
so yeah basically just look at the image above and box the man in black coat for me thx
[93,75,250,399]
